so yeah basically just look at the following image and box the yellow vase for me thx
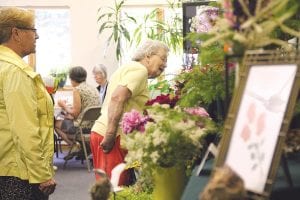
[153,166,186,200]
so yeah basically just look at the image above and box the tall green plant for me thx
[131,1,183,54]
[97,0,136,60]
[97,0,183,59]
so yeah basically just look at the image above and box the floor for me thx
[50,151,95,200]
[50,148,300,200]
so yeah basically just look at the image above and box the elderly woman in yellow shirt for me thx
[0,7,56,200]
[90,39,169,186]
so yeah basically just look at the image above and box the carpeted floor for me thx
[49,152,95,200]
[50,149,300,200]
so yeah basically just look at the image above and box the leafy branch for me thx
[97,0,136,60]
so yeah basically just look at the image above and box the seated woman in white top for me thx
[55,66,100,146]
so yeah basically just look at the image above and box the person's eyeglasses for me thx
[154,54,167,63]
[16,26,37,33]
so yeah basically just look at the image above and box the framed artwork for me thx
[182,1,216,50]
[215,50,300,199]
[182,1,217,68]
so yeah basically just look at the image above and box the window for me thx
[34,8,71,78]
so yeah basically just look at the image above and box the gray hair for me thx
[131,39,169,61]
[0,7,35,44]
[92,64,107,79]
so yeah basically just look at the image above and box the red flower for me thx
[145,94,179,108]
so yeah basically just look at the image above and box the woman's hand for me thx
[57,99,67,108]
[100,134,116,153]
[39,178,56,196]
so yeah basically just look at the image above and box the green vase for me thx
[153,166,186,200]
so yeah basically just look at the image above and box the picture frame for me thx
[215,50,300,199]
[182,0,216,51]
[182,0,217,68]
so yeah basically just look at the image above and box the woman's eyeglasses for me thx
[16,26,37,33]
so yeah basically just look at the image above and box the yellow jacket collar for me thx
[0,45,38,79]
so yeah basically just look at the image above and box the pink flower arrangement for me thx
[121,109,149,134]
[122,104,217,172]
[189,5,219,33]
[122,106,211,135]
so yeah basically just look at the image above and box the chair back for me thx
[78,106,101,126]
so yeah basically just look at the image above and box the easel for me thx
[214,50,300,199]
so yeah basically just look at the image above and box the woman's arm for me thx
[100,85,132,153]
[57,89,81,119]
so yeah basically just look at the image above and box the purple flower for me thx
[190,6,219,33]
[121,109,149,134]
[184,107,210,117]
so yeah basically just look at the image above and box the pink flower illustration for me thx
[241,125,251,142]
[247,102,256,123]
[256,113,266,136]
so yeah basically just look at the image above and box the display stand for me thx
[215,50,300,199]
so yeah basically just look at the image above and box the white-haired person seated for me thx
[93,64,108,105]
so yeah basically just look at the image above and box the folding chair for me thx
[63,106,101,172]
[54,130,63,158]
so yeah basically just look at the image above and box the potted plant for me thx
[49,66,69,89]
[121,104,217,200]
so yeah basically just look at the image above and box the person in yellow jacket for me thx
[0,7,56,200]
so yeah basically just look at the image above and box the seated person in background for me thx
[93,64,108,105]
[55,66,100,151]
[200,165,246,200]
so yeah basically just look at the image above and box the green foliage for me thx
[49,66,69,88]
[185,32,225,65]
[124,105,217,175]
[200,43,225,66]
[113,186,152,200]
[97,0,136,60]
[97,0,183,59]
[148,79,172,94]
[176,66,227,108]
[294,97,300,117]
[131,3,183,54]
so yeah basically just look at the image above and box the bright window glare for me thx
[35,9,71,77]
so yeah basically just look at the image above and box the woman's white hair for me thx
[131,39,169,61]
[92,64,107,78]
